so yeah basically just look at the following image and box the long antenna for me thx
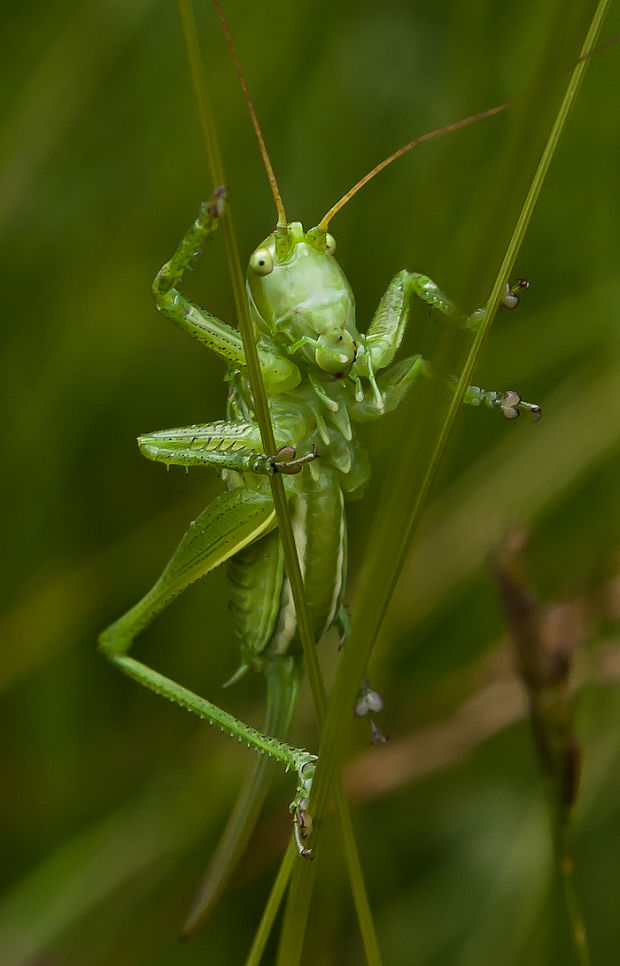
[318,33,619,231]
[318,102,513,230]
[212,0,287,228]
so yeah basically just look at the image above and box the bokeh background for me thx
[2,0,619,963]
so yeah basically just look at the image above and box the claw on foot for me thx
[290,756,316,858]
[501,390,542,422]
[271,444,320,475]
[354,678,388,744]
[354,678,385,718]
[293,798,315,859]
[502,277,529,310]
[369,719,389,744]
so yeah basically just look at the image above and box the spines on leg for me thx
[138,421,319,475]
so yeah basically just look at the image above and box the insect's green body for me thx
[99,191,540,930]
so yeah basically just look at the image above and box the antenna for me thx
[317,33,619,231]
[212,0,288,229]
[317,101,513,231]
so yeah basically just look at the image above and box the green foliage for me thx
[1,1,619,964]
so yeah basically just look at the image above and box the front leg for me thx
[153,189,247,367]
[359,270,529,375]
[153,188,300,393]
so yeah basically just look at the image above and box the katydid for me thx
[99,10,542,936]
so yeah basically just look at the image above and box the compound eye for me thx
[325,233,336,255]
[250,248,274,276]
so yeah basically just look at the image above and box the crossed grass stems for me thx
[177,2,611,963]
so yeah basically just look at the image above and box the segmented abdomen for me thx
[228,468,345,667]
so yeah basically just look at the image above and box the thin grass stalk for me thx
[248,774,374,966]
[176,3,381,962]
[276,2,611,961]
[534,713,591,966]
[491,530,592,965]
[245,841,296,966]
[559,826,590,966]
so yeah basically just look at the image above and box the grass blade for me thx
[177,2,381,961]
[277,1,612,961]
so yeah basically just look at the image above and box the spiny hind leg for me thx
[99,486,316,856]
[99,486,277,657]
[119,652,317,860]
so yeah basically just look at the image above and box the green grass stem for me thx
[177,2,381,962]
[276,2,611,961]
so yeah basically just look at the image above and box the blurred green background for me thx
[2,0,619,963]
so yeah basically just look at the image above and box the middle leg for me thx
[351,354,541,422]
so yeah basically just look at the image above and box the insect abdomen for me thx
[228,530,284,665]
[269,469,345,658]
[228,468,345,666]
